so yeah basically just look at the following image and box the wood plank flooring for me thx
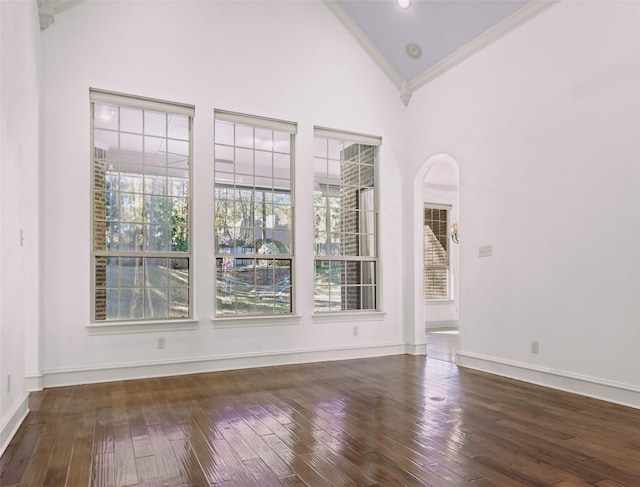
[426,330,459,363]
[1,354,639,486]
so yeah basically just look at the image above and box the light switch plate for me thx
[479,245,493,257]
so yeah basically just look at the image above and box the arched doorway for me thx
[412,154,459,358]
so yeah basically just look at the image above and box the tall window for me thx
[91,89,193,321]
[424,205,450,299]
[214,110,296,316]
[313,127,381,312]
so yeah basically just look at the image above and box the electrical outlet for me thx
[353,326,359,336]
[531,341,539,354]
[158,337,165,349]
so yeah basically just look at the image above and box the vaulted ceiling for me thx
[325,0,558,104]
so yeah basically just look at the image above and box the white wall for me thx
[0,0,41,454]
[407,0,640,407]
[39,0,412,386]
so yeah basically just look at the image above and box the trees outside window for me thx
[313,128,381,312]
[91,90,193,321]
[214,111,296,316]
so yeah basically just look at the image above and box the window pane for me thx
[92,95,191,322]
[215,145,235,171]
[169,259,189,286]
[145,111,166,137]
[120,107,143,134]
[214,113,294,317]
[255,151,272,177]
[215,120,234,145]
[120,171,143,193]
[145,225,169,251]
[168,115,189,140]
[425,267,449,299]
[120,134,144,161]
[313,132,379,313]
[105,257,119,286]
[424,206,450,300]
[145,175,167,195]
[94,130,119,158]
[255,128,273,151]
[328,139,342,160]
[145,258,168,287]
[106,288,118,319]
[94,104,118,130]
[169,287,189,317]
[313,137,327,158]
[119,288,144,320]
[215,257,292,316]
[274,132,290,154]
[361,286,376,310]
[144,136,166,163]
[235,124,253,149]
[146,288,168,319]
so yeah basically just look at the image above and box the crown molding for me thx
[324,0,559,106]
[408,0,560,92]
[38,0,86,30]
[55,0,86,14]
[322,0,405,91]
[37,0,55,30]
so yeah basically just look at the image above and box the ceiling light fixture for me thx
[406,42,422,59]
[397,0,410,8]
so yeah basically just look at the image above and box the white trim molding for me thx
[213,315,301,328]
[323,0,559,105]
[322,0,404,91]
[405,342,427,356]
[38,0,86,30]
[87,319,199,336]
[0,393,29,458]
[458,351,640,410]
[40,342,407,388]
[25,372,43,392]
[425,321,458,331]
[312,311,386,324]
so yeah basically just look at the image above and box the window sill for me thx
[312,311,386,323]
[87,319,199,335]
[425,299,455,305]
[213,314,301,328]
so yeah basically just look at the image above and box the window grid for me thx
[214,113,295,317]
[424,206,450,300]
[91,92,192,322]
[313,133,379,312]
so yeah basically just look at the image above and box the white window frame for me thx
[213,109,297,318]
[90,88,194,323]
[312,126,381,314]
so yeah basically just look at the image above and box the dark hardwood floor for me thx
[1,353,639,486]
[426,330,459,363]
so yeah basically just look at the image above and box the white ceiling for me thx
[325,0,557,104]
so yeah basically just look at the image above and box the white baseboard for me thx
[405,342,427,355]
[25,373,43,392]
[425,321,458,331]
[457,351,640,409]
[0,393,29,458]
[41,342,407,388]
